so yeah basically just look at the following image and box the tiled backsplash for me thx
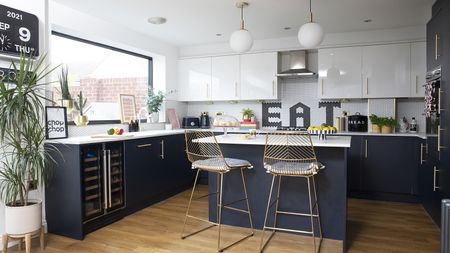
[187,78,426,132]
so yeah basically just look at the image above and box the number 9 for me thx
[19,27,30,42]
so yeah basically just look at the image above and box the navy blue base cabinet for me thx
[46,134,194,240]
[347,136,421,203]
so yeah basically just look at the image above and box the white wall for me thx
[50,2,186,125]
[0,0,49,242]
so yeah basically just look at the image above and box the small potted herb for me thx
[58,66,74,113]
[74,91,89,126]
[242,108,254,122]
[147,88,165,123]
[369,114,382,133]
[380,117,397,134]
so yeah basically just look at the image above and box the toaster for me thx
[182,117,200,129]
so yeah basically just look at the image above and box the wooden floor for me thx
[5,186,440,253]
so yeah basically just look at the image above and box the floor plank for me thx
[4,186,439,253]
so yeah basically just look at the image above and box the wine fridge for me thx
[81,142,126,223]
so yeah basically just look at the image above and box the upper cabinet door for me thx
[211,55,240,101]
[411,42,426,97]
[362,44,411,98]
[318,47,362,99]
[178,58,212,101]
[426,10,444,71]
[240,52,278,100]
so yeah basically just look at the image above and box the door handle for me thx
[435,34,440,60]
[438,125,445,152]
[235,82,238,97]
[137,143,152,148]
[160,140,165,159]
[321,79,324,96]
[272,80,276,97]
[420,143,427,164]
[365,139,368,158]
[107,150,112,208]
[102,150,108,210]
[439,89,444,113]
[433,166,440,192]
[206,83,210,98]
[415,75,419,94]
[365,77,369,95]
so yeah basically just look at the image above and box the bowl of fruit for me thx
[307,124,337,140]
[90,128,133,139]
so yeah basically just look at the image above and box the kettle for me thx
[200,112,210,129]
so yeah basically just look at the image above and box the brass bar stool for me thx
[259,131,324,253]
[181,130,254,252]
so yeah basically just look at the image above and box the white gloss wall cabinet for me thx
[410,42,426,97]
[178,58,212,101]
[211,55,240,100]
[240,52,278,100]
[318,47,363,99]
[362,44,411,98]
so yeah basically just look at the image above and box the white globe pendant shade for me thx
[298,22,324,49]
[230,29,253,53]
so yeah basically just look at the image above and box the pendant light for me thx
[230,1,253,53]
[298,0,324,49]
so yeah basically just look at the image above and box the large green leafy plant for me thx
[0,53,59,206]
[147,88,165,113]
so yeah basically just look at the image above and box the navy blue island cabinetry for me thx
[204,134,350,252]
[45,133,194,240]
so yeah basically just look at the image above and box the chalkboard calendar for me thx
[0,4,39,56]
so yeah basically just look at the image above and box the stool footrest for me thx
[222,205,250,214]
[276,210,319,218]
[263,226,313,235]
[222,198,247,207]
[195,191,218,200]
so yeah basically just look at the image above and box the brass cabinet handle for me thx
[438,125,445,152]
[137,143,152,148]
[365,139,368,158]
[439,89,444,112]
[433,166,440,192]
[160,140,165,159]
[365,77,369,95]
[321,79,324,96]
[235,82,238,97]
[206,83,209,98]
[272,80,276,97]
[420,143,427,164]
[415,75,419,94]
[435,34,440,60]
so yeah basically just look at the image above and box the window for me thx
[51,32,152,123]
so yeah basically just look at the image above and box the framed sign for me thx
[0,4,39,56]
[119,94,137,123]
[45,106,68,139]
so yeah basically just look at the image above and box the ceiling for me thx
[51,0,433,47]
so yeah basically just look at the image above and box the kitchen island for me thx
[204,134,351,253]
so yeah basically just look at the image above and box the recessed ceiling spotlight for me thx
[284,27,292,30]
[364,19,372,23]
[216,33,223,37]
[148,17,167,25]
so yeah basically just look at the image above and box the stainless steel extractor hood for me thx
[277,51,315,77]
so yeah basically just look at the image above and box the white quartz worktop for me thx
[45,129,185,145]
[199,134,351,148]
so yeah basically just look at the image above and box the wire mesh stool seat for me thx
[181,130,254,252]
[259,131,325,253]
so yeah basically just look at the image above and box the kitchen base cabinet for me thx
[347,136,421,203]
[124,134,194,215]
[45,142,126,240]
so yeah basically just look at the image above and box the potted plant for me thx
[147,88,165,123]
[0,54,59,237]
[380,117,397,134]
[242,108,254,122]
[74,91,89,126]
[58,66,74,114]
[369,114,382,133]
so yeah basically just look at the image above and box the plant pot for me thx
[382,126,393,134]
[5,200,42,235]
[372,125,381,133]
[150,112,159,123]
[61,99,74,114]
[243,114,251,121]
[74,115,89,126]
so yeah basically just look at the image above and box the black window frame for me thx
[51,31,153,125]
